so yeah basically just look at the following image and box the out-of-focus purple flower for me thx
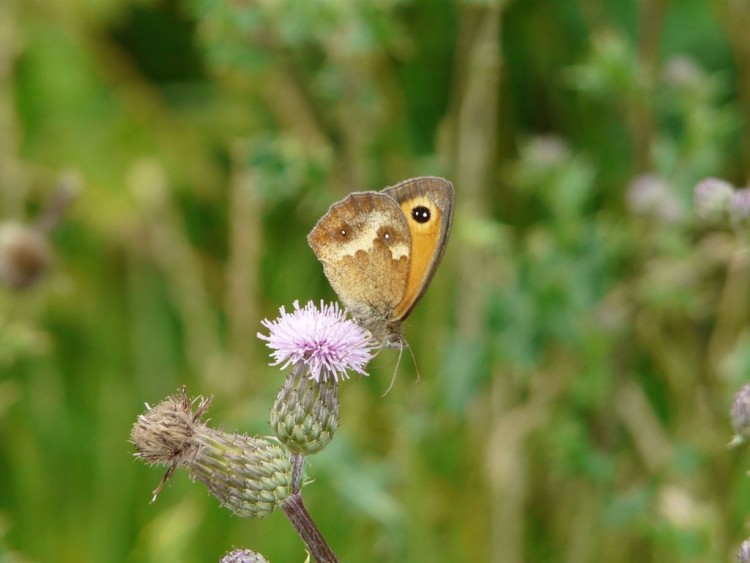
[739,537,750,563]
[524,136,570,168]
[627,174,666,211]
[626,174,682,223]
[730,383,750,447]
[663,56,704,89]
[731,188,750,229]
[258,300,375,382]
[221,548,269,563]
[694,177,734,224]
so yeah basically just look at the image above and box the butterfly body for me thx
[308,177,454,347]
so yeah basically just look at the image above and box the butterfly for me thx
[308,176,454,347]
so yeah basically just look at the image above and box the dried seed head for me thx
[131,388,293,518]
[0,222,51,290]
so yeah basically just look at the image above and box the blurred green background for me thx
[2,0,750,561]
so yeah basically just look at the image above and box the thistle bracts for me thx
[193,429,292,518]
[131,389,292,518]
[271,366,339,455]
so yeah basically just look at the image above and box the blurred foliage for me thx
[2,0,750,561]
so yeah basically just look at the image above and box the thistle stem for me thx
[291,453,304,494]
[281,493,338,563]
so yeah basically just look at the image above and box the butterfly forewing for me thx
[307,191,411,328]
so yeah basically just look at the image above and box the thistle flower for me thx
[663,55,704,90]
[258,300,375,382]
[220,549,269,563]
[730,383,750,447]
[131,389,292,518]
[694,177,734,224]
[731,188,750,230]
[739,538,750,563]
[627,174,682,224]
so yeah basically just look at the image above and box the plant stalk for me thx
[291,453,304,494]
[281,493,338,563]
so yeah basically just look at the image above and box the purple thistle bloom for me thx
[258,300,375,382]
[739,538,750,563]
[626,173,682,223]
[694,177,733,223]
[730,383,750,447]
[731,188,750,229]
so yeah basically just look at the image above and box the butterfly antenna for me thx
[381,341,404,397]
[406,341,421,384]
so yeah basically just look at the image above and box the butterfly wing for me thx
[307,191,411,331]
[381,176,454,322]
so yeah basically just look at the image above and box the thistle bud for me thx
[730,383,750,447]
[131,389,293,518]
[270,366,339,455]
[220,548,270,563]
[0,222,51,290]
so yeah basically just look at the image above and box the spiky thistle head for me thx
[258,300,375,382]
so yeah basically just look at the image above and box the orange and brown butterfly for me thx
[307,176,454,347]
